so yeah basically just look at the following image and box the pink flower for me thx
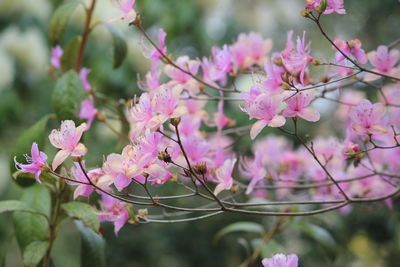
[51,45,63,69]
[349,99,387,135]
[138,64,161,94]
[281,31,313,84]
[79,97,97,129]
[14,142,47,183]
[49,120,88,170]
[214,158,236,195]
[242,94,286,139]
[282,92,320,122]
[334,38,367,64]
[364,45,400,81]
[109,0,136,24]
[69,161,102,199]
[128,93,154,137]
[306,0,345,14]
[264,61,284,93]
[79,68,92,91]
[98,194,129,235]
[165,56,201,94]
[262,254,298,267]
[240,151,267,194]
[202,45,232,86]
[141,29,167,68]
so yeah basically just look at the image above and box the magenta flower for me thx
[365,45,400,81]
[214,158,236,196]
[128,93,154,138]
[240,151,267,194]
[282,92,320,122]
[281,31,313,84]
[14,142,47,183]
[242,94,286,139]
[79,97,97,129]
[306,0,345,14]
[69,161,102,199]
[109,0,136,24]
[334,38,367,64]
[98,194,129,235]
[48,120,88,170]
[349,99,387,135]
[79,68,92,91]
[165,56,201,94]
[262,254,298,267]
[51,45,63,69]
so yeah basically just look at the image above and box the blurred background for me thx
[0,0,400,266]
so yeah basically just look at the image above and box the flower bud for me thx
[311,58,320,66]
[274,58,283,66]
[193,162,207,175]
[138,208,148,217]
[170,117,181,127]
[300,9,310,17]
[316,0,327,13]
[96,112,106,122]
[230,184,240,194]
[280,82,291,90]
[157,151,172,163]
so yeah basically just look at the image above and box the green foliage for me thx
[13,184,51,252]
[214,221,265,243]
[61,36,82,72]
[103,23,128,69]
[52,71,86,121]
[10,115,50,187]
[49,0,82,45]
[23,241,49,267]
[75,220,106,267]
[62,201,99,232]
[292,223,336,249]
[0,200,38,214]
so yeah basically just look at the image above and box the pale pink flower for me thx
[165,56,201,94]
[49,120,87,170]
[128,93,154,137]
[79,97,97,129]
[240,151,267,194]
[213,158,236,196]
[69,161,101,199]
[281,31,313,84]
[264,61,284,93]
[242,94,286,139]
[349,99,387,135]
[144,163,172,185]
[282,92,320,122]
[364,45,400,81]
[51,45,63,69]
[109,0,136,24]
[138,64,161,94]
[79,68,92,91]
[98,194,129,235]
[262,254,298,267]
[178,115,202,137]
[142,29,167,67]
[202,45,232,86]
[306,0,345,14]
[14,142,47,183]
[334,38,367,64]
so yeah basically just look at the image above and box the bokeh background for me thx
[1,0,400,266]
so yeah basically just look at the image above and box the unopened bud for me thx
[316,0,327,13]
[280,82,291,90]
[281,72,289,83]
[138,208,148,217]
[170,117,181,127]
[157,151,171,163]
[170,174,178,183]
[129,14,141,27]
[274,58,283,66]
[231,184,240,194]
[193,162,207,175]
[96,112,106,122]
[300,9,310,17]
[320,76,330,83]
[72,156,83,162]
[311,58,320,66]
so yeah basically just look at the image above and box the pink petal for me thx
[250,120,269,140]
[52,149,70,170]
[268,115,286,127]
[298,107,320,122]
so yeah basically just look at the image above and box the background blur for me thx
[1,0,400,266]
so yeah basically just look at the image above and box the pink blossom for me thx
[142,29,167,67]
[178,115,202,137]
[281,31,313,84]
[109,0,136,24]
[165,56,201,94]
[242,94,286,139]
[98,194,129,235]
[262,254,298,267]
[202,45,232,86]
[264,61,284,93]
[79,97,97,129]
[128,93,154,137]
[49,120,87,170]
[240,151,267,194]
[138,64,161,94]
[349,99,387,135]
[213,158,236,196]
[230,32,273,71]
[282,92,320,122]
[364,45,400,81]
[51,45,63,69]
[79,68,92,91]
[306,0,345,14]
[334,38,367,64]
[69,161,101,199]
[14,142,47,183]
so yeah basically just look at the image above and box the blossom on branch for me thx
[262,253,298,267]
[14,142,47,183]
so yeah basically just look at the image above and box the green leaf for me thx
[317,0,327,13]
[10,115,50,187]
[0,200,38,214]
[258,239,285,258]
[214,222,265,243]
[61,36,82,72]
[62,201,99,232]
[292,223,336,249]
[52,70,86,121]
[49,0,82,45]
[75,221,106,267]
[13,184,51,251]
[103,23,128,69]
[23,241,49,267]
